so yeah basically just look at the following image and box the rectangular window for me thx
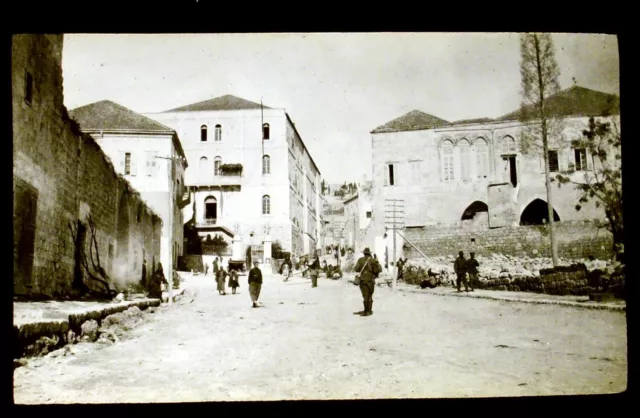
[548,150,559,173]
[574,148,587,171]
[366,211,372,219]
[387,164,395,186]
[125,153,132,175]
[443,147,454,180]
[25,71,33,105]
[145,151,157,176]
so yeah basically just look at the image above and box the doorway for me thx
[507,155,517,187]
[204,196,217,224]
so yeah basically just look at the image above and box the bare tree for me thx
[518,33,564,266]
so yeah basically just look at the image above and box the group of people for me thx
[141,260,181,300]
[206,256,263,308]
[454,251,479,292]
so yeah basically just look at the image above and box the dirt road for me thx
[13,272,627,403]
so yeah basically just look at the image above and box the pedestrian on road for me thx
[213,257,220,276]
[397,257,405,282]
[204,262,209,276]
[216,266,228,295]
[309,254,321,288]
[454,251,469,292]
[466,252,478,292]
[228,268,240,294]
[248,260,263,308]
[147,263,168,300]
[353,248,382,316]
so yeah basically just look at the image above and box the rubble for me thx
[80,320,99,342]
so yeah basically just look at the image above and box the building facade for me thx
[367,86,620,260]
[13,34,162,299]
[69,101,188,284]
[144,95,323,259]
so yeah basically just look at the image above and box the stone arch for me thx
[520,198,560,225]
[437,137,455,148]
[501,135,517,154]
[116,191,131,277]
[461,200,489,221]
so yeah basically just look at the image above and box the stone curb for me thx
[396,286,626,312]
[14,298,162,359]
[161,288,186,303]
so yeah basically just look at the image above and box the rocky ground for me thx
[13,271,626,403]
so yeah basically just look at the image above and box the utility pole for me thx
[384,199,404,291]
[156,155,181,305]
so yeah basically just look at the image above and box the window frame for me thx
[263,123,270,140]
[262,195,271,215]
[125,152,132,175]
[548,150,559,173]
[441,140,455,181]
[200,125,208,142]
[574,148,588,171]
[262,155,271,175]
[214,124,222,142]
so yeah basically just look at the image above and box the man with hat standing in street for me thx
[353,247,382,316]
[248,260,263,308]
[466,252,478,292]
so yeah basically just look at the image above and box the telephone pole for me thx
[384,199,404,291]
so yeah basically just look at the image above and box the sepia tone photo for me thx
[12,32,624,403]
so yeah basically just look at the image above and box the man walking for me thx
[353,248,382,317]
[454,251,469,292]
[466,252,478,292]
[213,257,219,277]
[309,254,321,288]
[248,260,263,308]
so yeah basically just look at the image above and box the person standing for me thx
[216,266,227,295]
[353,248,382,317]
[147,263,168,300]
[397,257,405,282]
[248,260,263,308]
[213,257,220,276]
[466,252,478,292]
[228,268,240,294]
[454,251,469,292]
[204,262,209,276]
[141,258,147,287]
[309,254,321,288]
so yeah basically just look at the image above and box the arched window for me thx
[458,139,471,180]
[263,123,270,140]
[441,140,454,181]
[215,124,222,141]
[262,155,271,175]
[198,157,209,182]
[262,195,271,215]
[214,156,222,176]
[502,136,517,154]
[475,138,489,179]
[204,196,217,222]
[200,125,208,142]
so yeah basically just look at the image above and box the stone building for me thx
[13,34,162,299]
[367,86,620,262]
[343,182,374,252]
[144,95,323,260]
[69,101,188,285]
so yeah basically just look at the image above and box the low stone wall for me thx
[178,255,204,273]
[404,220,613,261]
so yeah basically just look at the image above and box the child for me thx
[228,269,240,294]
[216,267,227,295]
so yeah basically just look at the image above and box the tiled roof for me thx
[450,117,495,126]
[163,94,271,112]
[371,110,449,134]
[69,100,174,132]
[497,86,620,121]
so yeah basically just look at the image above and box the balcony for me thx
[197,218,218,227]
[192,174,242,187]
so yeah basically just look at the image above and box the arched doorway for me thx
[204,196,217,224]
[520,198,560,225]
[461,201,489,221]
[117,192,131,277]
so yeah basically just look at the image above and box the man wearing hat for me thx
[466,252,478,292]
[248,260,263,308]
[454,251,469,292]
[353,247,382,316]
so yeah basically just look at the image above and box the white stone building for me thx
[144,95,323,260]
[69,100,188,283]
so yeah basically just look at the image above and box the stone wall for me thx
[13,34,162,299]
[403,220,613,261]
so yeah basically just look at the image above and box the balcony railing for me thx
[191,174,242,187]
[198,218,218,226]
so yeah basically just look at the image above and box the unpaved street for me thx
[13,273,627,403]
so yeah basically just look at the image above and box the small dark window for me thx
[388,164,395,186]
[201,125,208,142]
[263,123,270,140]
[548,150,559,173]
[574,148,587,171]
[25,71,33,105]
[215,125,222,141]
[125,153,132,175]
[366,211,372,219]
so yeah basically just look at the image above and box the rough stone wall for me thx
[13,34,162,299]
[403,220,613,261]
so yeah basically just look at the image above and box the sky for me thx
[61,33,620,184]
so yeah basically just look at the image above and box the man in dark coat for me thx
[353,248,382,316]
[248,260,263,308]
[454,251,469,292]
[141,258,147,287]
[147,263,168,300]
[309,254,321,288]
[465,252,478,292]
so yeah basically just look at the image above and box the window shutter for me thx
[383,165,389,186]
[130,152,137,176]
[119,151,126,173]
